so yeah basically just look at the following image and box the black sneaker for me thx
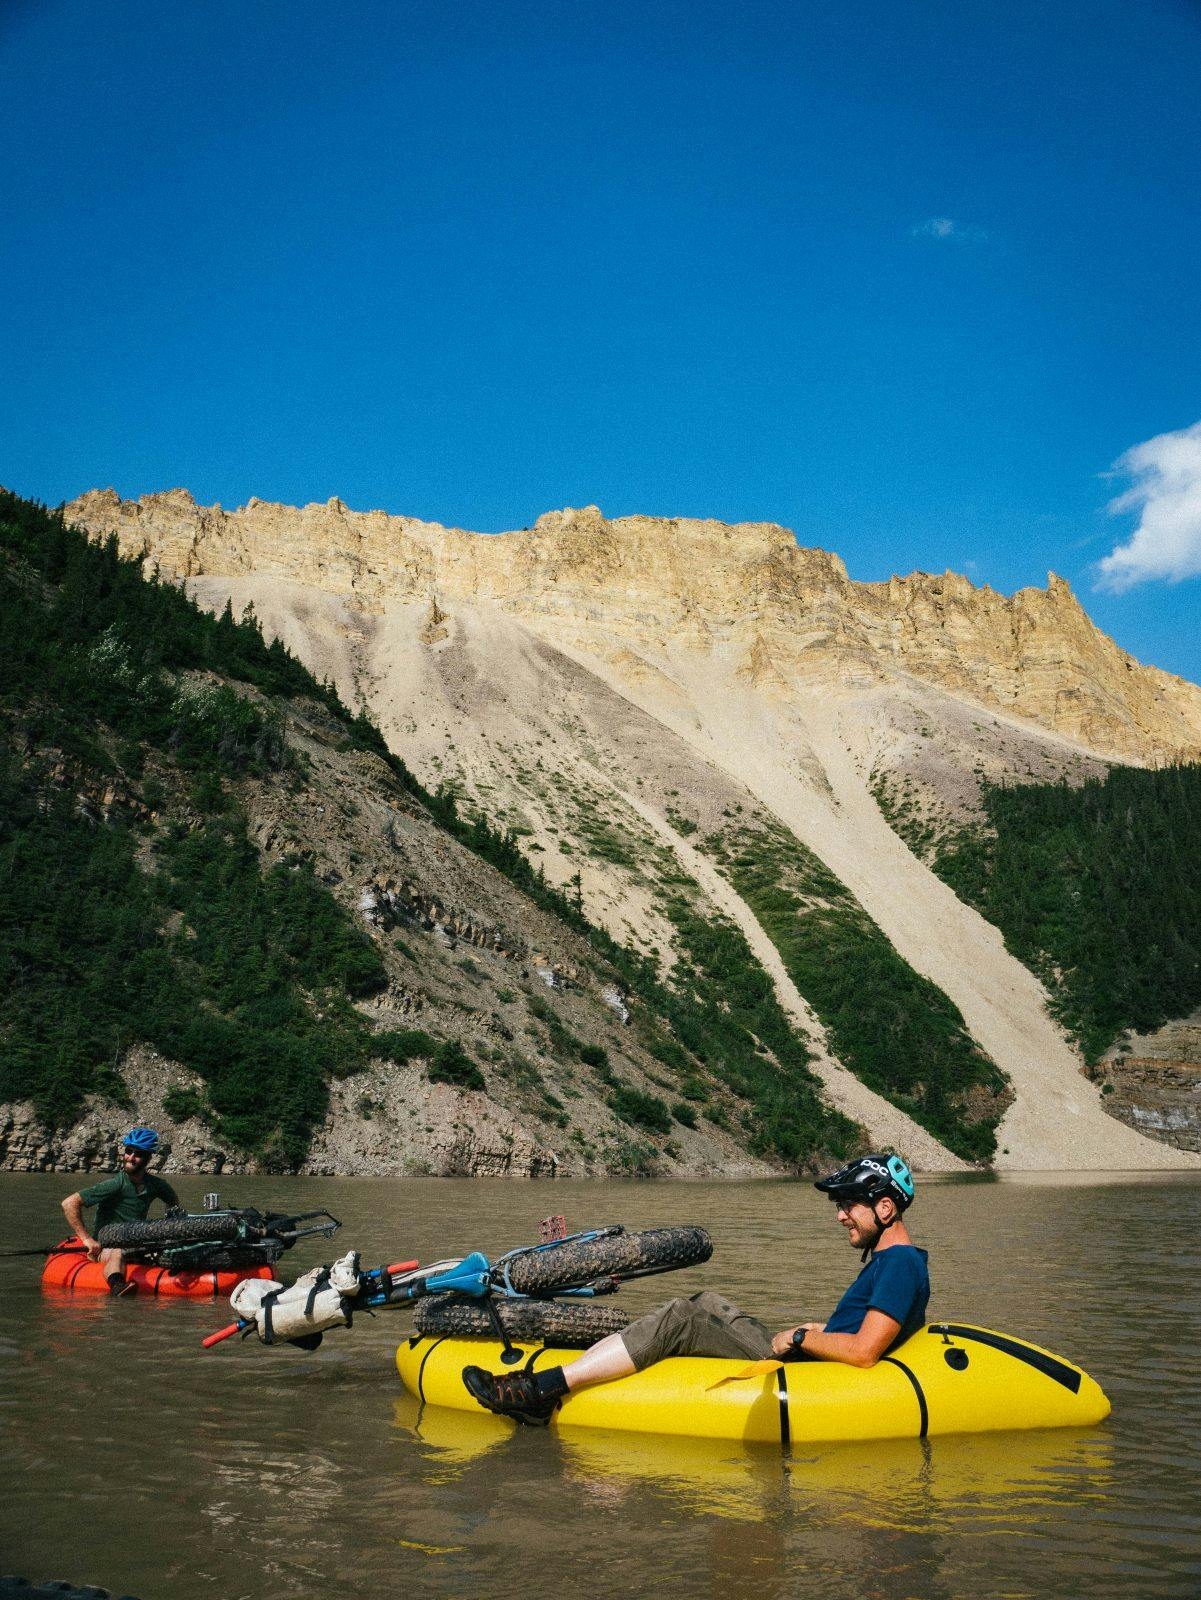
[462,1364,558,1426]
[108,1277,138,1297]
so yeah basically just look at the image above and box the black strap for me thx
[416,1335,448,1402]
[260,1287,284,1345]
[882,1356,928,1436]
[483,1297,523,1364]
[343,1300,373,1329]
[303,1266,332,1318]
[777,1371,792,1448]
[484,1297,514,1350]
[860,1203,899,1263]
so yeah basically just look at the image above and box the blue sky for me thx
[2,0,1199,678]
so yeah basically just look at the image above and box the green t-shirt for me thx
[79,1170,180,1233]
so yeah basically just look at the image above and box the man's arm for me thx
[770,1309,902,1369]
[61,1192,102,1259]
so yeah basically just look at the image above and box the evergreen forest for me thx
[703,822,1008,1161]
[0,491,855,1171]
[933,766,1201,1063]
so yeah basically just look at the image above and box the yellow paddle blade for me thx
[705,1360,784,1390]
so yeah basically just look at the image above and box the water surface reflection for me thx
[2,1171,1197,1598]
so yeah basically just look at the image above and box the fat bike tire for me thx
[96,1213,240,1250]
[501,1226,711,1296]
[414,1295,630,1346]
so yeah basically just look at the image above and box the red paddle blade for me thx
[202,1321,245,1348]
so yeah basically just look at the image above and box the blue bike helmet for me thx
[122,1126,159,1153]
[814,1153,915,1213]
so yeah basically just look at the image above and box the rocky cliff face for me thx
[57,487,1201,1173]
[68,489,1201,764]
[1100,1010,1201,1154]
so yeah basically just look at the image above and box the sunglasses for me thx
[829,1195,866,1213]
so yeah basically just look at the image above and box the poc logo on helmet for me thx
[813,1153,915,1211]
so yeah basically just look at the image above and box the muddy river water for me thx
[2,1171,1199,1599]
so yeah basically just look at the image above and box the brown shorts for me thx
[619,1290,774,1371]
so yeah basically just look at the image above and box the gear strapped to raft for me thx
[202,1222,713,1352]
[95,1205,343,1273]
[230,1251,376,1347]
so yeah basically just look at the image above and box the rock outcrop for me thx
[67,489,1201,764]
[55,487,1201,1172]
[1102,1011,1201,1154]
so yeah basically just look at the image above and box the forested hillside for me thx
[0,491,858,1174]
[932,767,1201,1064]
[701,818,1008,1161]
[0,491,457,1164]
[61,487,1201,1170]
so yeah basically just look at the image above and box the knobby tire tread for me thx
[414,1295,630,1345]
[190,1242,284,1270]
[501,1226,712,1295]
[96,1214,240,1249]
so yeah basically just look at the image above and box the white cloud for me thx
[909,217,985,242]
[1095,420,1201,592]
[914,217,956,238]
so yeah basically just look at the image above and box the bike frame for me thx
[203,1224,655,1354]
[136,1209,342,1269]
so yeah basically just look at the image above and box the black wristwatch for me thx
[790,1326,808,1350]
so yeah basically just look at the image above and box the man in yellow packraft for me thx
[464,1153,929,1425]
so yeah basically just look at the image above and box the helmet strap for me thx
[860,1202,897,1263]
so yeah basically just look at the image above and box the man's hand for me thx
[771,1322,821,1357]
[62,1193,97,1257]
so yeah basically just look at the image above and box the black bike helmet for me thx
[814,1152,915,1213]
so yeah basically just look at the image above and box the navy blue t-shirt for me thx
[823,1245,929,1348]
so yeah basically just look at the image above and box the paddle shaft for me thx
[1,1243,87,1259]
[202,1320,249,1348]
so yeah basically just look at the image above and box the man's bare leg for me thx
[463,1295,757,1421]
[561,1332,636,1392]
[98,1247,131,1291]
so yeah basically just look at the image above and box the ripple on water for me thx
[2,1171,1201,1600]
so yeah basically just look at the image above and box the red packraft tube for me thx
[41,1239,276,1298]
